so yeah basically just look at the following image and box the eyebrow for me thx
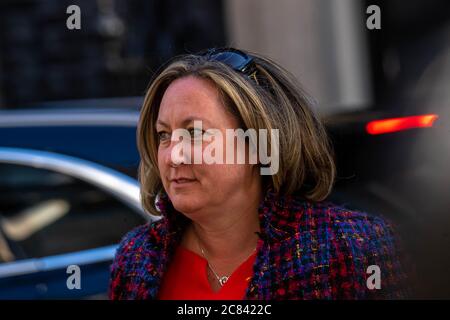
[155,117,210,128]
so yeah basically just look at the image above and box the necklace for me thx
[199,246,230,286]
[193,226,257,287]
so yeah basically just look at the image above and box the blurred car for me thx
[0,147,158,299]
[0,106,142,178]
[324,106,449,298]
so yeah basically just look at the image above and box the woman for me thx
[109,48,408,300]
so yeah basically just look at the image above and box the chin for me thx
[169,192,204,215]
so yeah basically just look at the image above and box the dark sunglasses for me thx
[201,48,259,83]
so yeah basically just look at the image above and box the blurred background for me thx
[0,0,449,299]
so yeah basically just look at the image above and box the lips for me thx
[171,178,196,184]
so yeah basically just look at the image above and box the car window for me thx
[0,163,146,263]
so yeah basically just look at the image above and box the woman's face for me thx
[156,76,260,216]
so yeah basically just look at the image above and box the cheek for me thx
[199,137,255,185]
[198,163,253,187]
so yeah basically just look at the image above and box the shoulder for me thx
[315,201,395,244]
[273,193,394,242]
[314,202,398,263]
[293,197,399,265]
[278,194,395,243]
[111,219,167,270]
[310,201,407,298]
[114,220,164,258]
[108,220,166,299]
[278,195,408,298]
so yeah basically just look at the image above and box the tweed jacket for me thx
[109,189,408,300]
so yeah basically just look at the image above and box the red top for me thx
[157,245,257,300]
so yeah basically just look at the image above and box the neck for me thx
[185,187,263,264]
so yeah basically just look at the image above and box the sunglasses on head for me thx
[201,48,259,83]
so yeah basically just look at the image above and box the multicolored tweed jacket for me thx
[109,189,408,300]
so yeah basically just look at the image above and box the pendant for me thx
[219,276,229,286]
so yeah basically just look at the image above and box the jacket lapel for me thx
[244,190,299,299]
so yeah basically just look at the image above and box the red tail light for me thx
[366,114,439,135]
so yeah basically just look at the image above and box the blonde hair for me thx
[137,49,336,215]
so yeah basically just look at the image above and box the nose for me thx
[165,140,189,167]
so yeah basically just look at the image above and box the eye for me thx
[157,131,171,143]
[188,128,204,140]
